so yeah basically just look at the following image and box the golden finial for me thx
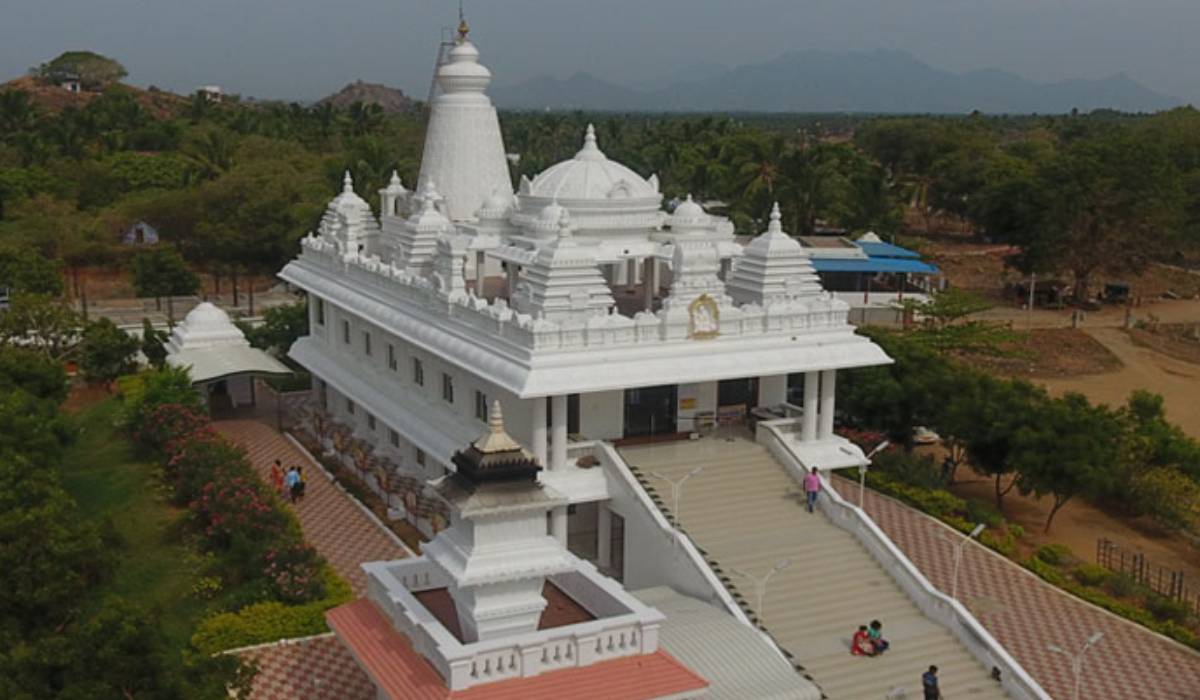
[457,1,469,42]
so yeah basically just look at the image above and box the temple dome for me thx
[525,125,660,202]
[437,41,492,94]
[166,302,248,352]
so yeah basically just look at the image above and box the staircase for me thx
[620,436,1012,700]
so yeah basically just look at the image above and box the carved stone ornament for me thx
[688,294,720,339]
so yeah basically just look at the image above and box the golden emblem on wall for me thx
[688,294,720,339]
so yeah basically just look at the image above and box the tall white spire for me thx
[416,24,512,223]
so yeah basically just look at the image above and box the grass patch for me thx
[58,397,208,654]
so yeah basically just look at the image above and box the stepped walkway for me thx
[621,436,1011,700]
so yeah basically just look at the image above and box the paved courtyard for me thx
[233,634,374,700]
[837,476,1200,700]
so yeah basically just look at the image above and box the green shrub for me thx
[1146,594,1194,624]
[191,566,352,655]
[1106,573,1138,598]
[1072,564,1113,587]
[964,498,1005,528]
[1025,556,1065,585]
[1035,543,1077,567]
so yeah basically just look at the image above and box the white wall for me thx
[758,374,787,407]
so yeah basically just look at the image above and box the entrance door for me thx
[623,385,678,438]
[718,378,758,409]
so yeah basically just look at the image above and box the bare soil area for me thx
[1128,323,1200,366]
[947,469,1200,584]
[954,328,1122,379]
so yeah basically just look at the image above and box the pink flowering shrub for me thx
[133,402,211,454]
[262,542,326,604]
[165,431,248,505]
[836,427,890,452]
[190,476,287,549]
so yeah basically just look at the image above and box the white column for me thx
[626,259,638,291]
[506,263,518,298]
[475,251,485,292]
[758,374,787,408]
[551,394,568,471]
[531,397,548,468]
[819,369,836,440]
[551,506,568,545]
[597,504,612,569]
[642,258,654,311]
[802,371,819,442]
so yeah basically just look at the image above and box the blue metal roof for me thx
[856,241,921,259]
[811,258,940,275]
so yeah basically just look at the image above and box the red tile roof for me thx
[327,599,708,700]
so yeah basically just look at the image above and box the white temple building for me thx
[286,20,1049,700]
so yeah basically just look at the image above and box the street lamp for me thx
[731,557,791,623]
[650,465,706,529]
[937,523,985,600]
[844,440,891,510]
[1048,632,1104,700]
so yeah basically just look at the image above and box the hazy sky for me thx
[2,0,1198,104]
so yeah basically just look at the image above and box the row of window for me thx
[318,296,494,424]
[325,380,428,470]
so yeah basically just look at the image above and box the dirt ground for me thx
[955,327,1123,378]
[1128,323,1200,366]
[946,469,1200,585]
[62,383,112,413]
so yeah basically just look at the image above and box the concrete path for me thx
[844,476,1200,700]
[216,419,408,596]
[622,437,1011,700]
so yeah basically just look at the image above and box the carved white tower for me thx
[417,20,513,223]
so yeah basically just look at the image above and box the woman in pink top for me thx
[804,467,821,513]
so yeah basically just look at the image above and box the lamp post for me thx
[937,523,985,600]
[1048,632,1103,700]
[731,557,791,622]
[858,439,891,509]
[650,465,706,529]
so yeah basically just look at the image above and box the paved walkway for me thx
[838,476,1200,700]
[216,419,408,596]
[233,635,374,700]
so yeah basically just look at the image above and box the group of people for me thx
[851,619,890,656]
[270,458,307,504]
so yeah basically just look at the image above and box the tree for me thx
[0,246,65,296]
[34,51,127,91]
[127,246,200,321]
[241,300,308,355]
[1013,393,1120,532]
[961,377,1047,510]
[78,318,138,386]
[0,292,81,360]
[141,318,168,369]
[897,288,1020,356]
[0,346,68,404]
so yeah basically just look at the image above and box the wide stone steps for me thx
[621,438,1011,700]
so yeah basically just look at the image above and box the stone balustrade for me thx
[297,237,854,356]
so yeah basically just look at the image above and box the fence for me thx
[1096,539,1200,611]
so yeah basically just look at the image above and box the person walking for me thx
[922,665,942,700]
[804,467,822,513]
[285,466,302,504]
[270,459,285,496]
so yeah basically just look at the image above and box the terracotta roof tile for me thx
[327,599,708,700]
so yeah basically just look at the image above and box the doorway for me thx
[623,385,678,438]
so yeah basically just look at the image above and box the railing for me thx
[364,558,663,691]
[291,239,855,355]
[1097,539,1200,612]
[758,423,1053,700]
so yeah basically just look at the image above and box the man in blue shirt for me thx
[285,466,302,504]
[922,665,942,700]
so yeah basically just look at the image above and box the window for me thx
[387,343,397,371]
[412,358,424,386]
[390,429,400,448]
[416,448,426,467]
[474,390,488,421]
[363,331,372,356]
[367,414,376,431]
[315,298,325,326]
[342,320,351,344]
[346,398,355,415]
[442,373,455,404]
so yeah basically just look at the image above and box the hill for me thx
[0,75,185,119]
[317,80,420,115]
[492,50,1181,114]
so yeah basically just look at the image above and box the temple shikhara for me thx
[282,19,1043,700]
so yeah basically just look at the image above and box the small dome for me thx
[526,125,660,202]
[476,188,514,219]
[167,302,249,352]
[540,201,565,224]
[670,194,711,231]
[328,171,372,215]
[182,302,234,333]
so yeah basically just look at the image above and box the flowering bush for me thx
[132,402,212,454]
[262,542,326,604]
[165,431,246,505]
[191,476,287,549]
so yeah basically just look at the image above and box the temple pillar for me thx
[802,371,818,442]
[819,369,836,440]
[597,504,612,569]
[551,394,568,471]
[531,397,548,467]
[475,251,486,293]
[626,259,638,291]
[551,506,568,544]
[506,263,518,299]
[642,258,655,311]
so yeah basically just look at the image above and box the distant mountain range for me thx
[491,50,1181,114]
